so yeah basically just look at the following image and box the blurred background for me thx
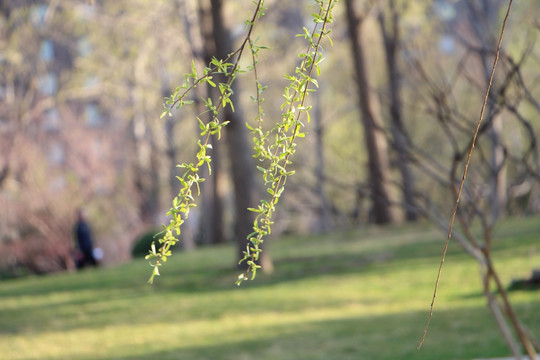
[1,0,540,278]
[2,1,540,359]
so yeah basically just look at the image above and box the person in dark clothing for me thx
[74,208,98,268]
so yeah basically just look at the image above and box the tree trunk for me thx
[344,0,399,224]
[131,88,160,225]
[378,0,417,222]
[488,114,507,221]
[195,0,226,245]
[209,0,271,269]
[480,7,507,224]
[464,0,507,223]
[0,0,10,190]
[313,85,331,232]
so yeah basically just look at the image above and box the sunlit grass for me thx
[0,217,539,359]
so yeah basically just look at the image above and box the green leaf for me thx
[191,60,197,78]
[198,117,206,131]
[160,110,170,119]
[235,273,246,286]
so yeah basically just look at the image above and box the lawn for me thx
[0,217,539,359]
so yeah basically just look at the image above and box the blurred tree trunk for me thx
[463,0,507,223]
[131,51,161,225]
[209,0,272,269]
[344,0,399,224]
[197,0,226,245]
[378,0,417,222]
[480,9,507,224]
[0,0,10,19]
[313,86,331,232]
[487,112,506,221]
[0,0,11,190]
[131,108,160,225]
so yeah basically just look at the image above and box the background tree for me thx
[344,0,400,224]
[393,1,539,355]
[377,0,418,221]
[196,0,227,246]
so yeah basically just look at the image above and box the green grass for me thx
[1,216,539,359]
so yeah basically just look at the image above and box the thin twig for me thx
[418,0,513,349]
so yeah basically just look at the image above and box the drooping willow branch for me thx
[237,0,337,284]
[146,0,337,284]
[145,0,267,284]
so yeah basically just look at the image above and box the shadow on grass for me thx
[1,218,538,337]
[0,248,458,335]
[3,215,538,298]
[93,301,539,360]
[0,253,532,337]
[0,245,404,301]
[0,252,378,334]
[0,266,145,297]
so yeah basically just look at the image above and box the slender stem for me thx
[238,0,335,282]
[418,0,513,349]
